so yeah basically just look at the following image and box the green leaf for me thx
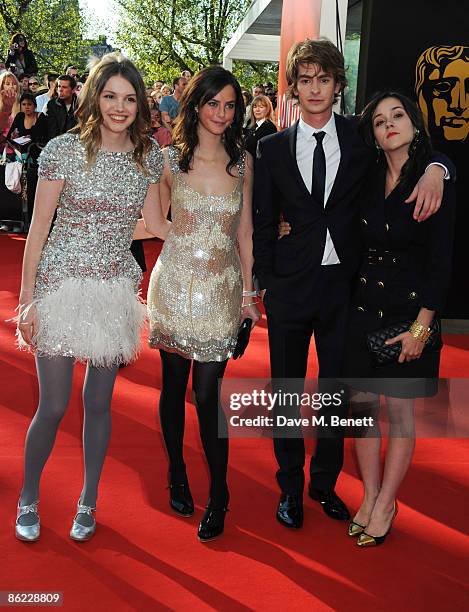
[115,0,251,84]
[0,0,91,74]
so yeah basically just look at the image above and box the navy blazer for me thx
[245,119,277,157]
[356,167,456,316]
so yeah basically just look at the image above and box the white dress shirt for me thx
[35,92,50,114]
[296,114,341,265]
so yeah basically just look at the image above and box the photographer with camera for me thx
[5,33,38,78]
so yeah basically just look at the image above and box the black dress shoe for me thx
[308,486,350,521]
[169,483,194,517]
[198,505,228,542]
[276,494,303,529]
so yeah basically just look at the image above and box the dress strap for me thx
[236,150,246,178]
[166,145,181,175]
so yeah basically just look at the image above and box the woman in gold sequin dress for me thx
[14,54,169,543]
[147,66,260,542]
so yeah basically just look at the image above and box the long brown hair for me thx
[172,66,245,175]
[71,53,151,172]
[10,32,29,51]
[359,91,433,194]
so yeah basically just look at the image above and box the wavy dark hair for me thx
[71,53,151,172]
[172,66,245,175]
[359,91,433,192]
[10,32,29,50]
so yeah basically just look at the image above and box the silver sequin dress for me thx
[20,133,163,367]
[147,146,245,362]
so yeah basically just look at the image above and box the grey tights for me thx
[18,355,118,526]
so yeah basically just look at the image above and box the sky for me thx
[79,0,119,44]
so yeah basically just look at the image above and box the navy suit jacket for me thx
[253,113,373,318]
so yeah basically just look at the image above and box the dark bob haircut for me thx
[20,92,37,107]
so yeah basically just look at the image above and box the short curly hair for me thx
[286,38,347,103]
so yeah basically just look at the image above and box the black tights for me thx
[159,350,229,507]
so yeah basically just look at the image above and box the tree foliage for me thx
[116,0,250,83]
[0,0,89,74]
[0,0,31,33]
[232,60,279,91]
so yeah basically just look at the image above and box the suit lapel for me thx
[325,113,353,208]
[287,121,311,197]
[256,122,266,138]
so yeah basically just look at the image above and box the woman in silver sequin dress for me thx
[147,66,260,542]
[15,54,169,543]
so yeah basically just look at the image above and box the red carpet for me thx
[1,234,468,611]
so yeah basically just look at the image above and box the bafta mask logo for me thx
[416,45,469,142]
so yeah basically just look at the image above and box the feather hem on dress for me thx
[17,277,146,367]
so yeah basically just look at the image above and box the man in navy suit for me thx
[253,38,448,530]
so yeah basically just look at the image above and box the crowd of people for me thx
[0,32,280,235]
[8,35,455,551]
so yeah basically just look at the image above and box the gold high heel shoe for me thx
[357,501,398,547]
[348,519,366,537]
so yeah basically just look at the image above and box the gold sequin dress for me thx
[19,133,164,367]
[147,146,245,362]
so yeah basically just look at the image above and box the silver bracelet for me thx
[242,290,258,297]
[242,301,258,308]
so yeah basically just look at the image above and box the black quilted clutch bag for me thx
[366,319,442,366]
[232,318,253,360]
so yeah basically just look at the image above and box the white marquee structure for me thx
[223,0,351,71]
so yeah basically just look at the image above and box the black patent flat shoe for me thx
[169,483,194,517]
[198,506,228,542]
[276,493,303,529]
[308,486,350,521]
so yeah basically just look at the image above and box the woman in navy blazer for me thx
[244,94,277,157]
[343,92,455,547]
